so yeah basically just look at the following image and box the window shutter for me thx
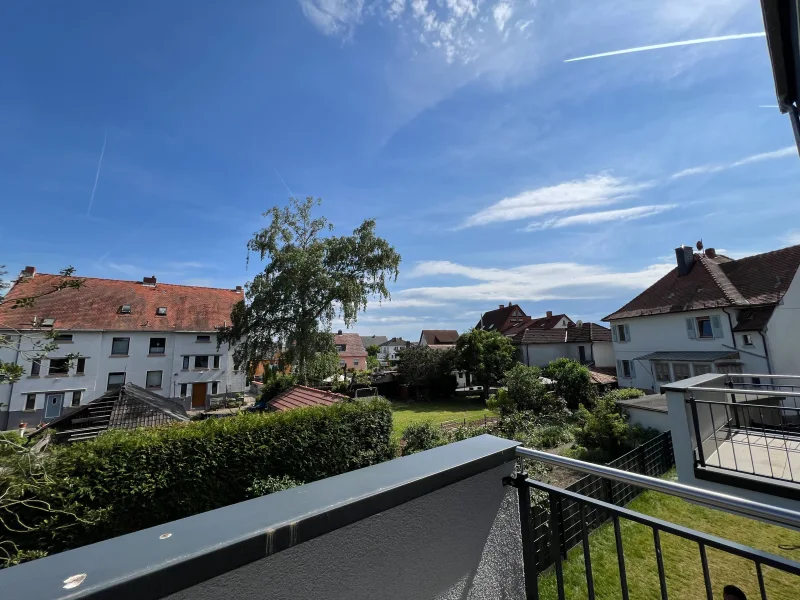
[710,315,723,338]
[630,361,636,378]
[685,318,696,339]
[617,359,623,378]
[624,324,631,342]
[612,326,618,342]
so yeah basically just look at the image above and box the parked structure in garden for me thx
[605,243,800,392]
[267,384,346,412]
[0,268,246,430]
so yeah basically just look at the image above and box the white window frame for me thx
[742,334,754,346]
[672,363,691,380]
[654,362,671,382]
[146,370,163,389]
[111,337,130,356]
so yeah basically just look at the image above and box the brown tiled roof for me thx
[421,330,459,345]
[268,385,347,412]
[732,306,776,332]
[511,322,610,344]
[504,313,573,336]
[589,367,617,385]
[0,274,242,332]
[475,304,527,332]
[335,333,367,357]
[603,245,800,321]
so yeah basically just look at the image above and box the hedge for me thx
[4,397,394,559]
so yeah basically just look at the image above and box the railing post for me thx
[637,445,647,475]
[508,472,539,599]
[688,395,706,468]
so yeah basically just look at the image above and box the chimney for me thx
[675,246,695,277]
[21,266,36,278]
[143,275,157,285]
[499,304,504,310]
[546,311,553,318]
[705,248,716,259]
[508,302,512,307]
[235,285,243,292]
[337,330,343,335]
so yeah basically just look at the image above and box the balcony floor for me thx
[706,431,800,483]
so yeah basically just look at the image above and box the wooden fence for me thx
[528,431,675,572]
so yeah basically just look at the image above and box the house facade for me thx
[334,332,367,370]
[511,322,615,369]
[0,270,246,430]
[378,337,415,365]
[605,244,800,392]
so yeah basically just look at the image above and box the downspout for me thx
[758,331,773,374]
[722,309,737,350]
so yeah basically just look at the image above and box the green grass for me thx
[538,476,800,600]
[389,398,493,438]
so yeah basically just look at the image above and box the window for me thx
[743,334,754,346]
[107,372,126,390]
[71,391,82,407]
[194,355,209,369]
[180,383,188,397]
[621,360,631,378]
[211,381,219,394]
[30,359,41,376]
[213,355,220,369]
[25,394,36,411]
[41,318,55,327]
[48,358,69,375]
[615,324,629,343]
[696,317,713,338]
[673,363,691,380]
[146,370,163,388]
[353,360,359,366]
[55,333,73,342]
[111,337,130,355]
[156,307,167,316]
[76,357,86,374]
[196,335,211,343]
[119,304,131,314]
[336,344,346,352]
[149,337,166,355]
[693,364,712,376]
[654,362,671,382]
[339,360,346,367]
[182,356,190,369]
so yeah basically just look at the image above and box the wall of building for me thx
[1,330,245,430]
[623,407,669,432]
[609,310,768,392]
[339,356,366,371]
[592,341,615,368]
[765,272,800,380]
[166,463,524,600]
[521,343,569,367]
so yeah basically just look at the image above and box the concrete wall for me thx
[610,310,769,391]
[592,341,615,368]
[0,330,245,429]
[623,407,669,432]
[521,343,569,367]
[766,270,800,381]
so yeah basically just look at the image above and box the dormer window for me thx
[41,318,55,327]
[120,305,132,314]
[156,307,167,316]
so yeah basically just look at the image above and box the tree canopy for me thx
[396,345,456,399]
[218,197,401,384]
[543,358,595,410]
[454,329,516,399]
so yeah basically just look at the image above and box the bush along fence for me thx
[528,431,675,573]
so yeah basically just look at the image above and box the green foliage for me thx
[3,398,395,559]
[602,387,645,402]
[260,372,298,402]
[366,354,380,370]
[397,346,456,399]
[401,422,446,455]
[331,379,350,394]
[218,197,401,384]
[503,364,567,415]
[455,329,516,399]
[366,344,380,357]
[543,358,595,410]
[245,475,301,499]
[305,348,341,385]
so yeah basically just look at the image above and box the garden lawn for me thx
[390,399,493,438]
[538,475,800,600]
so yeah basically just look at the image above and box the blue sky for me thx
[2,0,799,339]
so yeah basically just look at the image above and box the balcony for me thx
[1,435,799,599]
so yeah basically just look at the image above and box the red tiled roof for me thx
[0,274,242,332]
[589,367,617,385]
[335,333,367,357]
[475,304,527,332]
[604,245,800,321]
[511,322,610,344]
[504,313,573,336]
[268,385,347,412]
[420,330,459,345]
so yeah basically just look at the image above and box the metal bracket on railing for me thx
[502,471,527,487]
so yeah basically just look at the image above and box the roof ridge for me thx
[698,255,750,306]
[17,273,241,293]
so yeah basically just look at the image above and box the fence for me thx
[527,431,674,572]
[438,415,499,432]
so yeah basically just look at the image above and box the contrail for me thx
[271,164,295,198]
[565,32,766,63]
[87,131,107,216]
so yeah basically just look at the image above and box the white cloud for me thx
[298,0,365,37]
[401,259,673,301]
[367,298,449,308]
[460,174,653,228]
[671,146,796,179]
[526,204,676,230]
[564,32,765,63]
[386,0,406,20]
[783,230,800,247]
[492,1,513,32]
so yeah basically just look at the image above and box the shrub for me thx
[260,372,297,402]
[543,358,595,410]
[603,387,645,401]
[401,422,445,455]
[4,397,394,559]
[246,475,301,499]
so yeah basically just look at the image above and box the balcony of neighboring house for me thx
[664,373,800,507]
[3,433,800,599]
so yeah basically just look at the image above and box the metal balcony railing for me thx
[509,446,800,600]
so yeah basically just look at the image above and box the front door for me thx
[578,346,586,363]
[44,393,63,421]
[191,382,207,409]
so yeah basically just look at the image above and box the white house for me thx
[0,268,246,430]
[604,244,800,392]
[378,337,415,365]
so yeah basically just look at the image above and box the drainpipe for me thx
[723,309,737,350]
[758,331,773,374]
